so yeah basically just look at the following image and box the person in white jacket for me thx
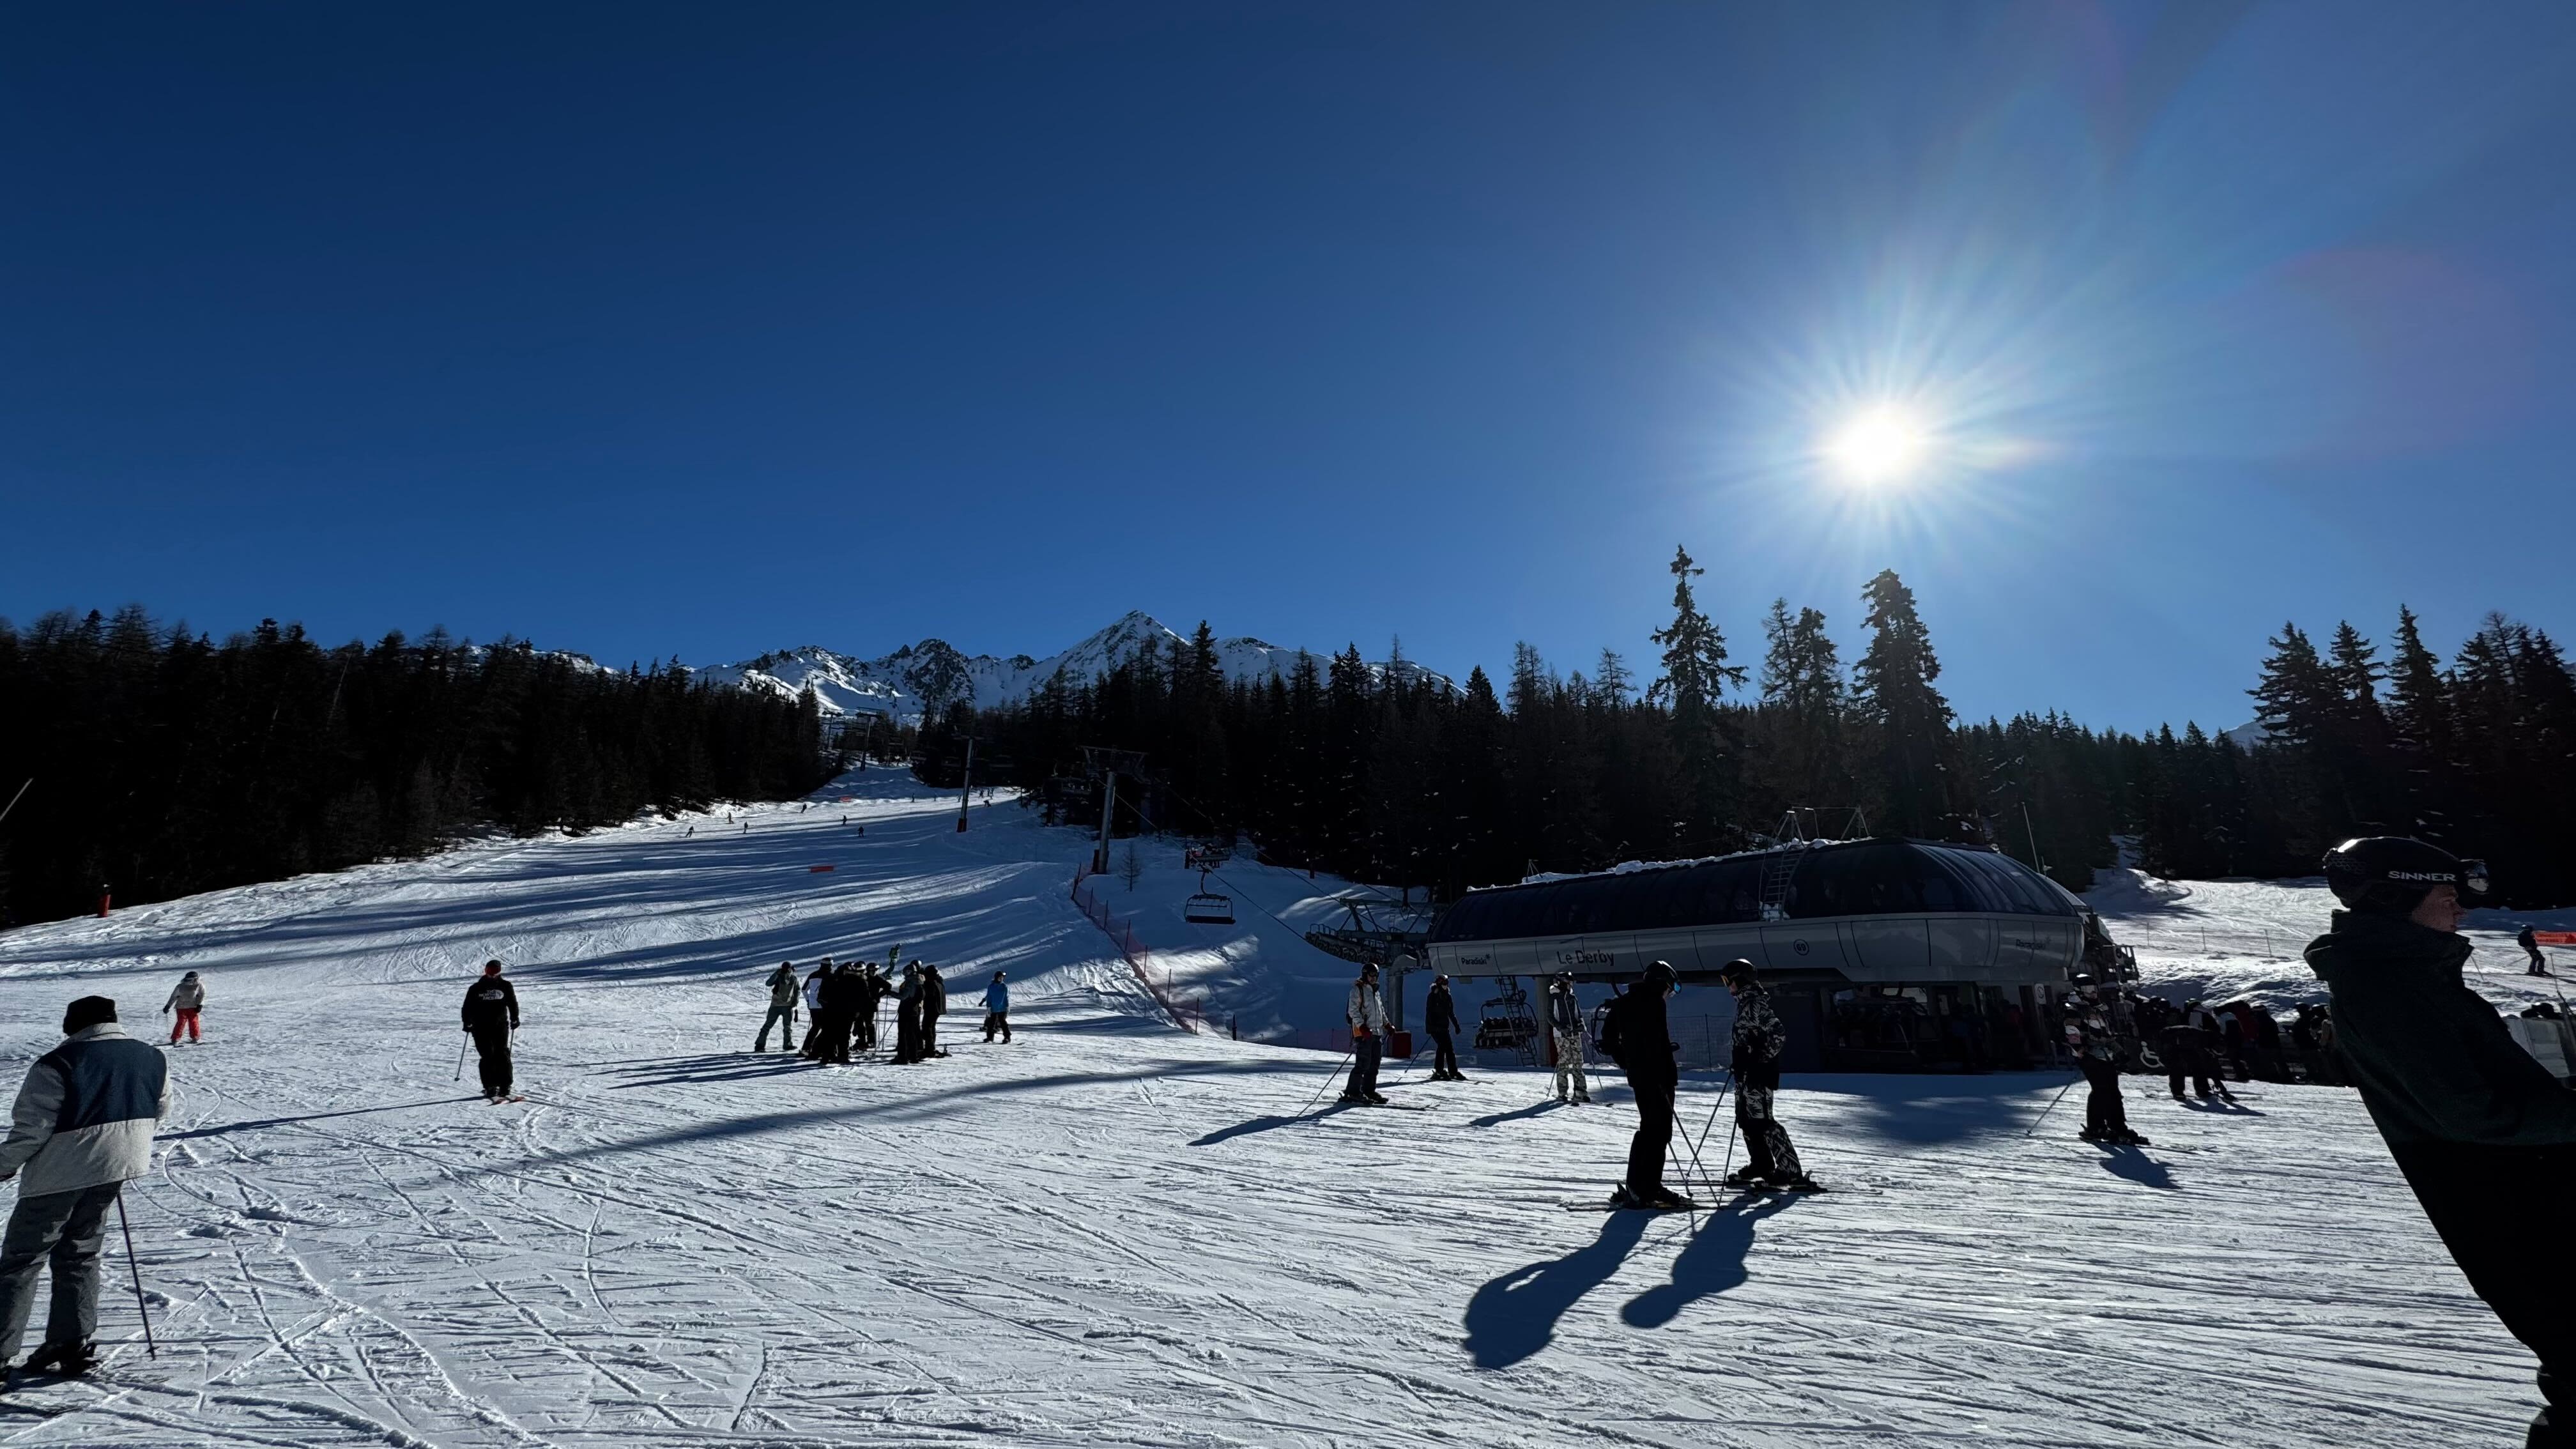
[0,996,170,1380]
[1342,963,1390,1105]
[161,970,206,1045]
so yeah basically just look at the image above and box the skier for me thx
[1598,962,1686,1208]
[982,971,1011,1043]
[1545,972,1590,1103]
[2064,974,2145,1145]
[2307,837,2576,1448]
[798,960,830,1059]
[0,996,169,1384]
[161,970,205,1045]
[1341,963,1388,1105]
[755,961,799,1052]
[1718,959,1821,1192]
[1423,974,1465,1081]
[461,961,521,1102]
[2524,925,2553,977]
[920,965,949,1058]
[895,964,924,1064]
[818,961,861,1066]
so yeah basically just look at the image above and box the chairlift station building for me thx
[1422,839,2089,1072]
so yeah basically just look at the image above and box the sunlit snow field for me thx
[0,769,2547,1446]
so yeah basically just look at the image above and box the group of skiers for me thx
[1340,953,1820,1204]
[755,951,1012,1066]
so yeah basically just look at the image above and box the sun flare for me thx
[1822,404,1932,486]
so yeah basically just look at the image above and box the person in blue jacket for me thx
[982,972,1012,1043]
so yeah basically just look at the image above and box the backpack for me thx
[1597,990,1639,1069]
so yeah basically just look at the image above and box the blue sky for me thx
[5,2,2572,733]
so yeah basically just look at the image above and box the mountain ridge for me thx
[696,610,1452,725]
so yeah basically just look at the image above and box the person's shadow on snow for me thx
[1463,1211,1652,1369]
[2096,1144,2177,1190]
[1620,1194,1796,1328]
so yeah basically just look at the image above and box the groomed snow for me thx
[0,774,2547,1446]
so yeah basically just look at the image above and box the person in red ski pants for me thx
[162,971,205,1044]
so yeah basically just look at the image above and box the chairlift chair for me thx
[1183,861,1236,925]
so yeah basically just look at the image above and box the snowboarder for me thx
[161,970,204,1045]
[1423,974,1465,1081]
[895,964,924,1064]
[2524,925,2553,977]
[982,972,1011,1043]
[1545,972,1590,1102]
[2064,974,2145,1145]
[755,961,799,1052]
[461,961,521,1101]
[920,965,949,1058]
[1718,960,1821,1192]
[1342,963,1388,1105]
[2307,837,2576,1448]
[0,996,170,1384]
[1598,962,1685,1208]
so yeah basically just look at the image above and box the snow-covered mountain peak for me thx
[698,613,1450,724]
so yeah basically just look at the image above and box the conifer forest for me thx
[933,554,2576,908]
[0,607,831,926]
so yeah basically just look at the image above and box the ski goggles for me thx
[2461,859,2492,897]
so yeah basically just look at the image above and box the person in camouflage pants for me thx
[1718,960,1819,1190]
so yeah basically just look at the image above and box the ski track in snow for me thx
[0,772,2543,1446]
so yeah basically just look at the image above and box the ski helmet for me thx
[1360,961,1380,979]
[2070,972,2096,990]
[1643,960,1678,990]
[1717,958,1757,986]
[2324,837,2490,915]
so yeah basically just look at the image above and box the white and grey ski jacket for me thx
[0,1024,171,1198]
[1347,981,1387,1035]
[164,976,205,1012]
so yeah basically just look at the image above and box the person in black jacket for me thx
[461,961,521,1101]
[2309,837,2576,1448]
[854,964,885,1052]
[817,961,861,1065]
[2526,925,2554,977]
[1609,962,1685,1209]
[1424,974,1466,1082]
[919,965,949,1059]
[894,965,924,1064]
[1718,959,1821,1191]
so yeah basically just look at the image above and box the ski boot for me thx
[2115,1128,2152,1146]
[1644,1186,1694,1209]
[1365,1091,1390,1105]
[1573,1091,1591,1104]
[1721,1167,1767,1190]
[1766,1174,1828,1193]
[2077,1126,2104,1142]
[15,1341,95,1383]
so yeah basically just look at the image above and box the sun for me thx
[1822,404,1932,486]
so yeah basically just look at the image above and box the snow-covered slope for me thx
[0,783,2553,1445]
[696,610,1450,724]
[2085,865,2576,1013]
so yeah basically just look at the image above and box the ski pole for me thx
[114,1188,156,1358]
[1672,1108,1717,1202]
[1300,1048,1357,1114]
[453,1034,470,1082]
[2023,1071,2082,1137]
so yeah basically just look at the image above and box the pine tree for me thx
[1852,570,1955,838]
[1648,546,1745,847]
